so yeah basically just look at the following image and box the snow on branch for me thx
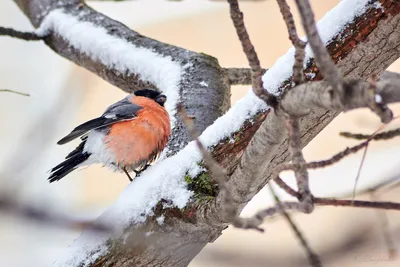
[36,9,182,125]
[262,0,376,94]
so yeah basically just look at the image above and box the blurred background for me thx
[1,0,400,266]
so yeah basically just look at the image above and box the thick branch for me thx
[281,72,400,116]
[340,127,400,140]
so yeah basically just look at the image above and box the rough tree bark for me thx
[6,0,400,266]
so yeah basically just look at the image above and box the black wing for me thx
[57,96,142,145]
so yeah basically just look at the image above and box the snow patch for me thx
[199,81,209,87]
[156,215,165,225]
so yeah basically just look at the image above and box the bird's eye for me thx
[156,95,167,105]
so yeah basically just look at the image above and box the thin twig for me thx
[308,123,390,170]
[269,184,322,267]
[227,0,276,106]
[273,178,400,211]
[340,128,400,141]
[232,201,311,230]
[0,26,42,41]
[314,197,400,210]
[286,116,313,212]
[274,177,300,198]
[306,141,369,169]
[352,143,369,202]
[276,0,306,85]
[0,89,30,96]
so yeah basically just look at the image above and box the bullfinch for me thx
[48,89,171,183]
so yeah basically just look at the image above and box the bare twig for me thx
[232,201,312,230]
[306,141,369,169]
[269,184,322,267]
[223,68,267,85]
[352,143,369,202]
[227,0,276,106]
[274,177,300,198]
[314,198,400,210]
[273,178,400,211]
[0,89,30,96]
[0,26,42,41]
[340,128,400,141]
[276,0,306,85]
[307,122,392,170]
[286,116,313,212]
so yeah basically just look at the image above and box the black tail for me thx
[48,152,90,183]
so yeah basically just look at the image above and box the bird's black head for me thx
[134,89,167,107]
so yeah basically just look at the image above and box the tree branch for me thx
[340,127,400,140]
[280,72,400,118]
[0,89,30,96]
[314,198,400,210]
[0,26,42,40]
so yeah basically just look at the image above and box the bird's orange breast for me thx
[104,96,171,168]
